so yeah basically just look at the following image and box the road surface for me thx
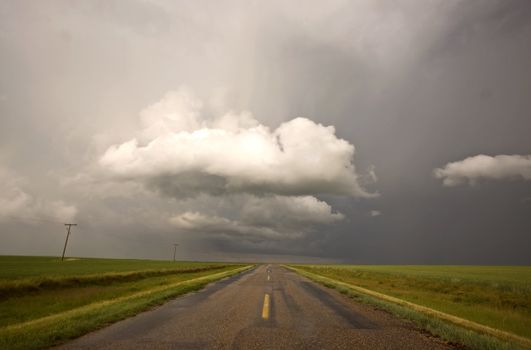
[58,265,457,349]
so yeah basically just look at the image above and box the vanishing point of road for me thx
[59,265,458,350]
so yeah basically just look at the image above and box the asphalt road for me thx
[58,265,457,350]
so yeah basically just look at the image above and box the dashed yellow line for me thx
[261,293,270,319]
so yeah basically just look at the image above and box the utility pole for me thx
[61,223,77,261]
[172,243,179,262]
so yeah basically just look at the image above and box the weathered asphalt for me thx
[57,265,457,349]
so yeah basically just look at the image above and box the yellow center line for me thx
[261,293,270,319]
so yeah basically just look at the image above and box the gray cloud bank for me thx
[0,166,77,223]
[169,195,343,240]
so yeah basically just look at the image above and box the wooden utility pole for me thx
[172,243,179,262]
[61,223,77,261]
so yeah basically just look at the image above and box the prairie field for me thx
[0,256,250,350]
[0,255,228,280]
[290,265,531,343]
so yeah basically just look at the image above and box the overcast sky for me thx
[1,0,530,264]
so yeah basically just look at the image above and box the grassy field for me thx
[0,256,230,297]
[0,256,251,350]
[288,264,531,350]
[0,255,230,280]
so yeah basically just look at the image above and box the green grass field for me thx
[0,255,230,280]
[0,255,231,297]
[0,256,251,350]
[289,264,531,349]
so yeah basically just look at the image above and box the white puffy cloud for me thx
[98,88,375,240]
[100,89,375,198]
[169,195,343,240]
[434,154,531,186]
[0,166,77,222]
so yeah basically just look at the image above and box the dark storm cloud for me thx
[0,0,530,263]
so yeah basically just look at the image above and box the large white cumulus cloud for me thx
[99,88,375,239]
[100,89,374,198]
[434,154,531,186]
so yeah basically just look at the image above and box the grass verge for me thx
[286,264,531,340]
[0,265,252,350]
[285,265,529,350]
[0,264,228,298]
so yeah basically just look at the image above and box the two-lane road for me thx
[59,265,456,349]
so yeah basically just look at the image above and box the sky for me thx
[0,0,530,264]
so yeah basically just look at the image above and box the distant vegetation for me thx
[288,264,531,350]
[0,256,251,350]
